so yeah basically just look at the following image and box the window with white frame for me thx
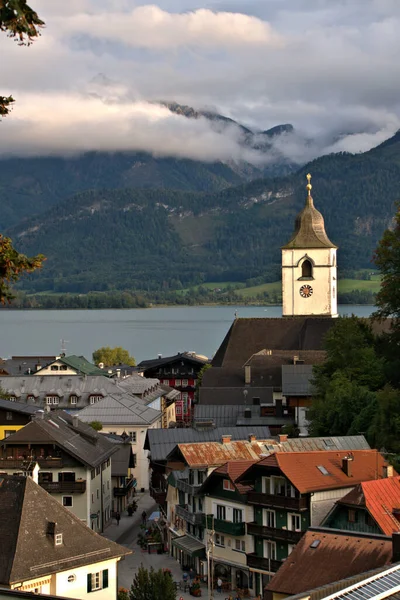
[87,570,109,593]
[216,505,226,520]
[163,380,169,385]
[70,395,78,405]
[233,508,243,523]
[129,431,137,443]
[223,479,235,491]
[235,539,245,552]
[176,405,182,414]
[288,513,301,531]
[90,395,103,404]
[182,379,188,387]
[215,534,225,547]
[175,379,182,386]
[55,533,63,546]
[8,396,16,402]
[264,509,276,528]
[264,540,276,559]
[46,396,59,405]
[262,476,271,493]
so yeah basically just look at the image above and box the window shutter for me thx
[102,569,109,589]
[87,574,92,593]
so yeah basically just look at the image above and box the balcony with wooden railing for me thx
[246,554,283,573]
[247,492,308,511]
[247,522,304,543]
[176,479,202,496]
[204,515,246,536]
[0,457,63,470]
[175,504,204,525]
[39,480,86,494]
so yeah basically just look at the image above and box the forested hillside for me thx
[8,130,400,294]
[0,108,298,230]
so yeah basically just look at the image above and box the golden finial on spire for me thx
[306,173,312,196]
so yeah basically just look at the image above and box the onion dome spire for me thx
[282,173,337,249]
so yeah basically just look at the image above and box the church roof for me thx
[282,174,337,249]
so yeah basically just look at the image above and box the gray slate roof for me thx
[199,386,274,405]
[0,410,117,468]
[282,364,316,396]
[144,425,272,462]
[101,435,134,477]
[0,475,130,585]
[0,398,40,415]
[78,393,161,426]
[0,374,164,410]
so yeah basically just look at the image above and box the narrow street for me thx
[103,493,206,599]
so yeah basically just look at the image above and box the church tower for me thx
[282,174,338,317]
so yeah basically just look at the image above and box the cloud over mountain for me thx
[1,0,400,161]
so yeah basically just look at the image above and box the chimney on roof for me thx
[116,368,121,378]
[342,453,354,477]
[392,532,400,563]
[293,355,300,365]
[279,434,288,443]
[72,415,79,428]
[158,354,162,359]
[244,365,251,385]
[384,464,394,478]
[249,434,256,442]
[222,434,232,444]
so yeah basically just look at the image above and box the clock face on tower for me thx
[300,284,313,298]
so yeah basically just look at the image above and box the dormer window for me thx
[90,395,103,405]
[55,533,63,546]
[70,395,78,405]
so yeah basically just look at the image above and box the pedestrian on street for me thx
[116,512,121,526]
[217,578,222,594]
[141,510,147,524]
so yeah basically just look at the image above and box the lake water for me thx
[0,305,375,362]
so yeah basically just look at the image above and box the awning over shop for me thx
[172,535,206,558]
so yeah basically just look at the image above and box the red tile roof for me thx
[339,477,400,536]
[255,450,388,493]
[214,460,257,494]
[265,529,393,597]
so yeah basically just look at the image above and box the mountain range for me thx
[2,106,400,295]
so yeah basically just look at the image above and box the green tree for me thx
[195,362,211,402]
[372,385,400,454]
[374,203,400,321]
[129,566,176,600]
[0,234,44,303]
[308,316,385,439]
[89,421,103,431]
[1,0,44,117]
[0,3,45,301]
[92,346,136,366]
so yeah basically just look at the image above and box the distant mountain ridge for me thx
[0,104,298,231]
[8,129,400,295]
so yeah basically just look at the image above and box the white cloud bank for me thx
[65,5,283,49]
[1,0,400,163]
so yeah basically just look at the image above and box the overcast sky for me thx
[1,0,400,162]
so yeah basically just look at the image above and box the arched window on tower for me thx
[302,259,313,279]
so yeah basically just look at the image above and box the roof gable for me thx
[0,411,117,468]
[265,529,392,596]
[240,450,388,493]
[78,393,161,425]
[0,476,129,585]
[358,477,400,535]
